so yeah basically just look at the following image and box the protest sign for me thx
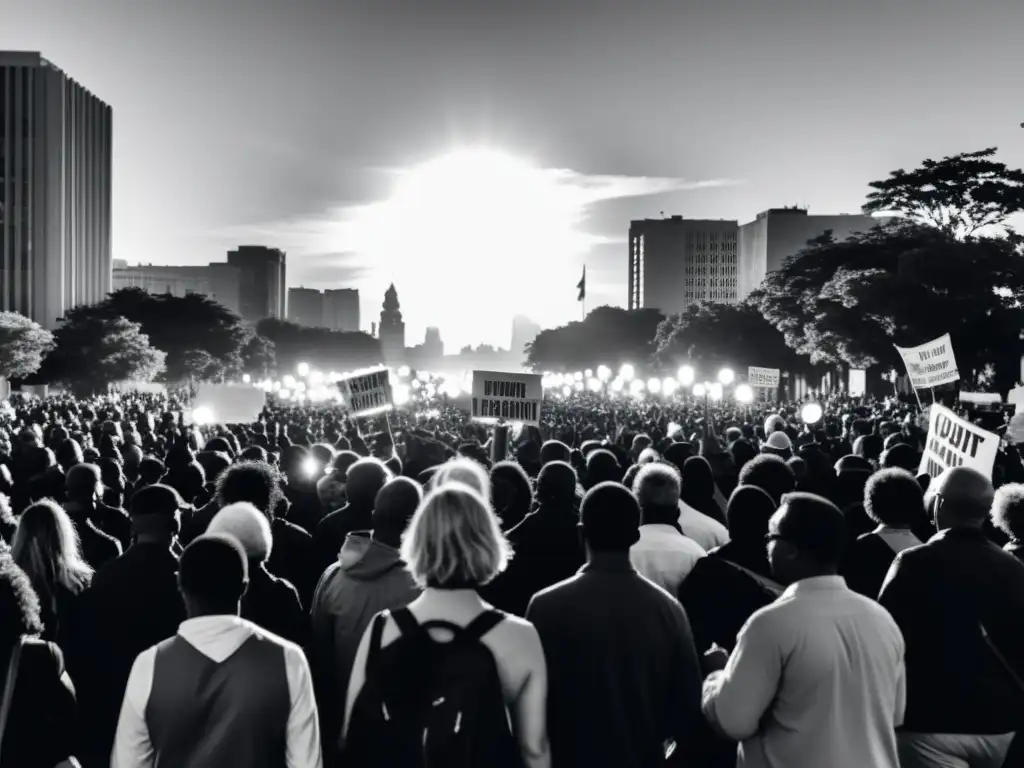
[1006,413,1024,446]
[185,383,266,425]
[895,333,960,389]
[748,366,780,388]
[336,368,394,417]
[918,404,999,480]
[471,370,542,426]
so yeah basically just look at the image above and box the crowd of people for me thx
[0,383,1023,768]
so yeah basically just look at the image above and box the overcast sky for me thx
[3,0,1023,348]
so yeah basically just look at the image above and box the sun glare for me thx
[354,149,589,349]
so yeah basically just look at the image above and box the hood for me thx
[339,532,406,580]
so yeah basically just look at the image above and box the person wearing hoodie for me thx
[309,476,421,759]
[208,502,306,646]
[312,458,392,578]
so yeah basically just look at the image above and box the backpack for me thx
[342,607,521,768]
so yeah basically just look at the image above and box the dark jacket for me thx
[65,541,184,768]
[527,555,703,768]
[312,503,373,579]
[0,638,77,768]
[63,507,122,571]
[478,502,584,617]
[879,527,1024,734]
[241,564,306,647]
[842,527,921,600]
[269,517,318,611]
[309,532,419,755]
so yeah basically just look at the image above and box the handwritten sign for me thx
[337,368,394,417]
[748,367,780,388]
[895,333,960,389]
[471,370,542,427]
[918,404,999,480]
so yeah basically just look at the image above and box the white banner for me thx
[186,383,266,425]
[918,404,999,480]
[895,333,960,389]
[337,368,394,417]
[471,370,542,426]
[748,366,780,388]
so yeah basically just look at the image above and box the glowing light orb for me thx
[735,384,754,404]
[802,402,824,424]
[678,366,695,386]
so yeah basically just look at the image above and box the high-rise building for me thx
[286,286,360,331]
[378,284,405,364]
[322,288,359,332]
[0,51,113,328]
[113,263,242,315]
[287,287,322,327]
[227,245,286,323]
[737,207,882,299]
[627,216,738,314]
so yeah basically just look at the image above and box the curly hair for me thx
[215,461,284,519]
[738,454,796,506]
[864,468,924,527]
[0,550,44,648]
[991,483,1024,541]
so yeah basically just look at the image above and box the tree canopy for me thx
[653,300,797,375]
[864,147,1024,239]
[41,315,166,394]
[256,318,382,374]
[526,306,665,371]
[0,313,55,380]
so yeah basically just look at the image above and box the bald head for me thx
[930,467,994,527]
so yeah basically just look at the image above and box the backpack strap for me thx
[390,607,422,639]
[462,610,505,642]
[365,613,387,676]
[0,636,25,762]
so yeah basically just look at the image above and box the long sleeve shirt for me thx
[703,575,905,768]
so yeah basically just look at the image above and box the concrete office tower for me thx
[322,288,359,331]
[112,263,242,315]
[627,216,739,315]
[0,52,113,328]
[227,245,286,323]
[287,287,322,327]
[736,207,883,299]
[378,283,405,364]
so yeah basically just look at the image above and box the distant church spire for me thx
[379,283,405,364]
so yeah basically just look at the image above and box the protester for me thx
[0,550,79,768]
[991,482,1024,563]
[208,501,306,645]
[111,534,322,767]
[702,492,905,768]
[309,476,422,754]
[528,481,702,767]
[63,464,124,567]
[342,482,549,768]
[313,457,392,578]
[879,467,1024,768]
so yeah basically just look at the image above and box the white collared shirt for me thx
[111,615,322,768]
[629,524,706,595]
[702,575,905,768]
[677,500,730,551]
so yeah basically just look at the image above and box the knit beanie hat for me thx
[208,502,273,563]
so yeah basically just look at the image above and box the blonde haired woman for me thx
[431,456,491,498]
[343,482,549,768]
[12,499,93,648]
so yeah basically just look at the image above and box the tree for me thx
[653,300,798,374]
[0,312,55,379]
[256,318,382,373]
[864,147,1024,239]
[67,288,250,382]
[240,332,276,378]
[182,349,219,381]
[42,315,166,394]
[525,306,665,371]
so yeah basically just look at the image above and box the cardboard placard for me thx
[471,370,542,427]
[896,333,960,389]
[336,368,394,416]
[918,404,999,480]
[748,366,780,388]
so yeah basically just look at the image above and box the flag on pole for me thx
[577,266,586,302]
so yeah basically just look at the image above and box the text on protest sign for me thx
[895,333,960,389]
[471,370,542,427]
[337,369,394,416]
[918,404,999,480]
[748,366,780,388]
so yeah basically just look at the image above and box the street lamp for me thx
[718,368,735,386]
[692,383,707,398]
[801,402,824,425]
[647,377,662,394]
[678,366,695,386]
[297,362,310,378]
[735,384,754,404]
[620,364,635,382]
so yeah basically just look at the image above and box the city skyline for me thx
[3,0,1023,347]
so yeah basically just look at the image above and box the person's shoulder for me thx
[20,637,66,675]
[277,517,313,541]
[247,619,307,659]
[528,572,585,608]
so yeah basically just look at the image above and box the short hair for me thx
[864,468,925,527]
[372,477,423,546]
[66,463,102,499]
[773,492,846,567]
[215,461,282,517]
[637,447,661,465]
[991,483,1024,540]
[738,454,796,505]
[633,462,681,508]
[432,457,490,497]
[179,535,249,605]
[401,482,511,589]
[880,443,918,472]
[539,440,571,465]
[580,481,641,551]
[208,502,273,562]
